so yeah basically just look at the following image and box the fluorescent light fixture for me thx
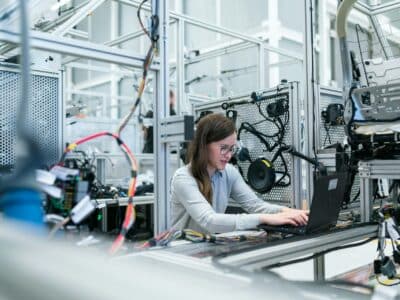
[51,0,72,11]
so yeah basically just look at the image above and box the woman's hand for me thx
[259,208,309,226]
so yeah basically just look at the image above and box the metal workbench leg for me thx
[101,206,108,232]
[360,177,373,222]
[313,255,325,281]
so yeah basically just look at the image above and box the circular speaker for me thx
[247,158,276,193]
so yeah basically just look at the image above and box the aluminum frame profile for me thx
[369,1,400,15]
[358,159,400,178]
[0,28,157,70]
[114,0,303,61]
[304,0,316,209]
[0,0,91,56]
[52,0,107,36]
[153,0,171,234]
[358,159,400,222]
[0,2,167,235]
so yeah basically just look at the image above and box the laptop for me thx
[259,173,347,235]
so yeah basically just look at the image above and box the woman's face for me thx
[206,132,237,174]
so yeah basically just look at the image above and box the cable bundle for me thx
[138,229,267,249]
[50,0,159,254]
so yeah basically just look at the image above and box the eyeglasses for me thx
[219,144,238,156]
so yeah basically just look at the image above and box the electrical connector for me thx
[374,259,382,274]
[393,251,400,264]
[381,256,397,279]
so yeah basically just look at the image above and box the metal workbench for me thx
[163,225,378,281]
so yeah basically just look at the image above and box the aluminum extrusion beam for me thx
[0,1,91,56]
[358,160,400,178]
[52,0,107,36]
[38,1,91,32]
[67,29,89,39]
[95,195,154,206]
[216,225,377,271]
[353,2,371,15]
[370,1,400,15]
[304,0,315,206]
[154,0,170,234]
[0,28,158,69]
[359,177,373,222]
[176,18,185,114]
[115,0,301,61]
[313,256,325,281]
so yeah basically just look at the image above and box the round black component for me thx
[247,158,276,193]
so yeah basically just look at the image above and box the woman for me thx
[170,113,308,234]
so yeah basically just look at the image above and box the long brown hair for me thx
[187,113,236,204]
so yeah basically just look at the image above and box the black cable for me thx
[274,117,286,145]
[238,123,274,151]
[235,87,291,191]
[350,188,360,203]
[238,121,290,182]
[389,180,398,194]
[323,123,332,146]
[264,236,376,269]
[355,24,370,87]
[273,153,291,187]
[255,103,282,135]
[309,0,317,159]
[137,0,151,40]
[372,184,380,204]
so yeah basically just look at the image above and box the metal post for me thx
[176,18,185,115]
[101,206,108,232]
[215,0,222,97]
[258,44,265,89]
[267,0,280,87]
[313,255,325,281]
[318,0,331,86]
[154,0,170,234]
[360,177,373,222]
[304,0,315,204]
[291,82,303,209]
[110,1,119,119]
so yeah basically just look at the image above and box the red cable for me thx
[59,131,138,255]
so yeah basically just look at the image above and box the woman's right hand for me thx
[259,209,309,226]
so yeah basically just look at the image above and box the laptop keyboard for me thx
[266,224,307,235]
